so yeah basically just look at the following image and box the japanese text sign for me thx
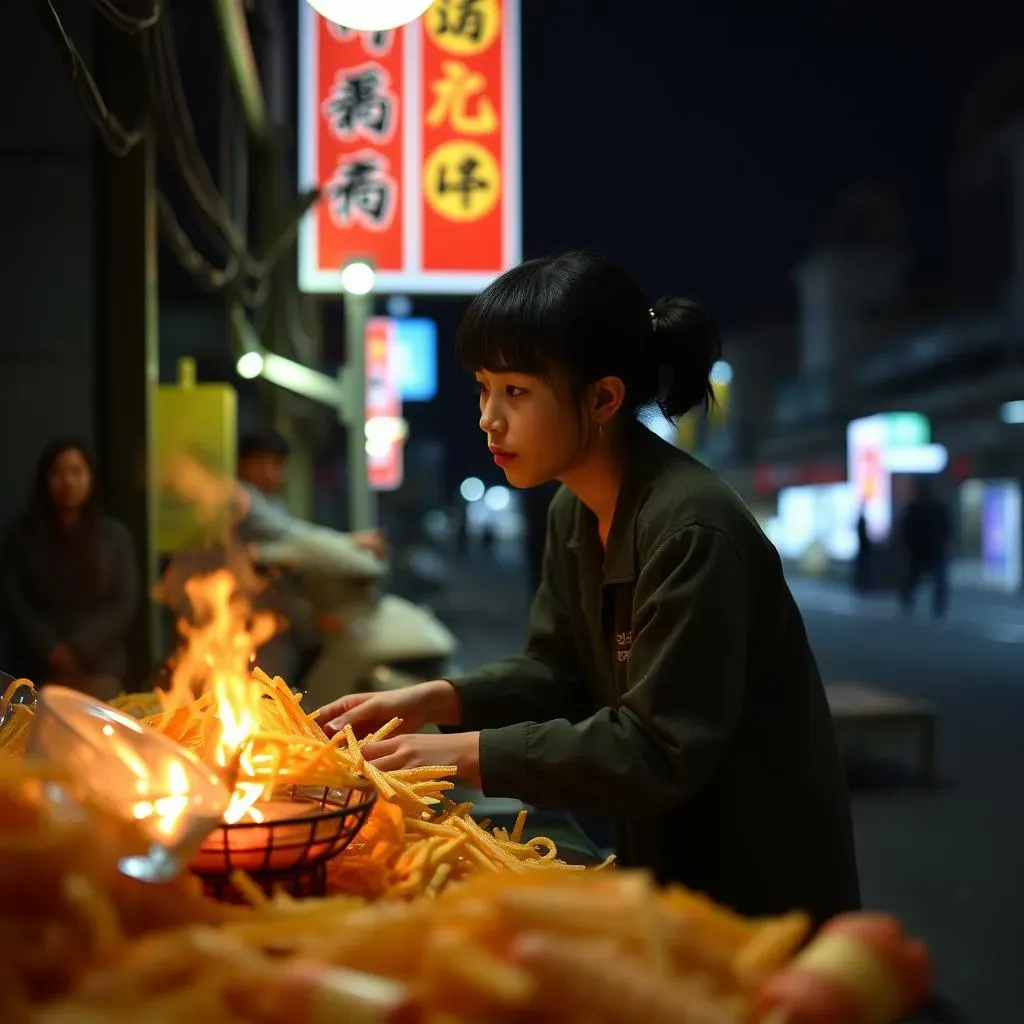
[298,1,521,295]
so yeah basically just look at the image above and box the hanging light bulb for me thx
[304,0,434,31]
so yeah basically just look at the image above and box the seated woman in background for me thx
[1,438,139,700]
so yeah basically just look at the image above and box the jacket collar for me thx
[567,423,678,585]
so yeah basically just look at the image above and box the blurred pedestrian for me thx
[853,504,873,592]
[899,479,952,619]
[1,438,138,699]
[455,505,470,554]
[480,521,496,554]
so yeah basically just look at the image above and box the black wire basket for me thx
[191,783,376,901]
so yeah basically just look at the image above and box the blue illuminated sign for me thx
[392,318,437,402]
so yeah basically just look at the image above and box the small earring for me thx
[598,423,604,439]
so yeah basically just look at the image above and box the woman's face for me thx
[48,448,93,512]
[476,369,586,488]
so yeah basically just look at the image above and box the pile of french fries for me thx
[0,678,35,758]
[39,874,812,1024]
[0,675,603,901]
[0,755,811,1023]
[0,682,931,1023]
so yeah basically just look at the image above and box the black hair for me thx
[30,436,101,522]
[27,436,104,596]
[239,430,291,460]
[456,250,722,420]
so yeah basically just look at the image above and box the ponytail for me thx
[649,298,722,419]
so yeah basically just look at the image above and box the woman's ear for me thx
[590,375,626,429]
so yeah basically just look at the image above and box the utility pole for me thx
[94,6,160,684]
[343,289,374,532]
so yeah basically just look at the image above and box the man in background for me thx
[899,479,953,619]
[235,429,386,681]
[236,430,387,557]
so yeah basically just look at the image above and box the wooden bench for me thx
[826,684,938,785]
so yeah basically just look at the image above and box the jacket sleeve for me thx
[446,503,593,731]
[69,523,140,663]
[0,528,57,661]
[476,524,749,817]
[239,485,300,542]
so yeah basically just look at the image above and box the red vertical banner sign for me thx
[365,318,404,491]
[315,24,405,273]
[420,1,505,273]
[299,2,520,294]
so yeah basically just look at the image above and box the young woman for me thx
[1,438,139,700]
[318,252,861,925]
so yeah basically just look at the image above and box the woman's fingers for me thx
[318,694,376,736]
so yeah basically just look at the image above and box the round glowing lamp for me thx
[459,477,485,502]
[28,687,231,882]
[305,0,433,31]
[340,259,376,296]
[236,350,265,380]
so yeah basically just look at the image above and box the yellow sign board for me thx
[154,364,237,555]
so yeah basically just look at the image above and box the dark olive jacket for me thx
[451,427,860,925]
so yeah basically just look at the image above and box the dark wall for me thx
[0,6,242,534]
[0,4,98,531]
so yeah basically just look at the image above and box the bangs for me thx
[456,260,569,378]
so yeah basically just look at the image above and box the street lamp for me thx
[459,477,485,503]
[340,258,376,532]
[235,350,265,380]
[304,0,433,31]
[340,259,376,296]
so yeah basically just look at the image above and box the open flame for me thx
[131,758,191,839]
[162,568,280,824]
[98,720,195,841]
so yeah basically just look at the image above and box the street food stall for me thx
[0,569,937,1024]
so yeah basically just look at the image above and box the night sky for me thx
[511,0,1021,318]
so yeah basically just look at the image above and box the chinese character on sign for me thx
[427,59,497,135]
[435,0,486,43]
[327,24,395,56]
[439,156,489,210]
[323,63,396,141]
[426,0,499,59]
[326,151,397,230]
[424,139,500,223]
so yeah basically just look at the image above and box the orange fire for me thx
[162,568,280,823]
[130,758,191,840]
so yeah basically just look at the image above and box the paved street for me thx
[790,575,1024,646]
[427,550,1023,1022]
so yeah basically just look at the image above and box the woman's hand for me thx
[316,680,462,740]
[363,731,482,789]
